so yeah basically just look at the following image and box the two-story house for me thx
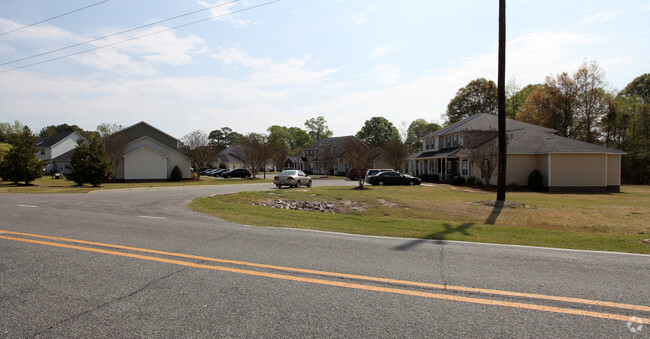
[298,136,390,175]
[405,113,625,192]
[35,131,86,174]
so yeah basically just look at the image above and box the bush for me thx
[451,176,465,186]
[170,165,183,181]
[466,176,477,186]
[418,174,440,183]
[473,179,483,186]
[508,182,520,190]
[528,169,544,192]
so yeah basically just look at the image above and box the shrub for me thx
[451,176,465,186]
[418,174,440,183]
[473,179,483,186]
[528,169,544,192]
[466,176,477,186]
[171,165,183,181]
[508,182,520,190]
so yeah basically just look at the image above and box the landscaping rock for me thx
[252,199,366,214]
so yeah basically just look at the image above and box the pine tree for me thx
[0,126,45,185]
[68,136,112,186]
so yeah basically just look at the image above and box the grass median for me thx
[190,184,650,254]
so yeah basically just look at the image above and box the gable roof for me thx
[119,121,180,150]
[508,129,625,154]
[424,113,555,138]
[35,131,79,148]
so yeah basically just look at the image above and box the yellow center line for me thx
[2,234,649,325]
[2,229,649,315]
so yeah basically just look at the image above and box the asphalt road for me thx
[1,179,649,337]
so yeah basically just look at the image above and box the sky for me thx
[1,0,649,140]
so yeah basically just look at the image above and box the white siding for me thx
[124,147,167,180]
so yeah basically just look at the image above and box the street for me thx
[1,180,648,337]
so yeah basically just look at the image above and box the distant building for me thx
[35,131,86,174]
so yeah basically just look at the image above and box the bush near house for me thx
[451,176,465,186]
[170,166,183,181]
[528,169,544,192]
[466,176,477,186]
[418,174,440,183]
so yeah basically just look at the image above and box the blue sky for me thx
[1,0,648,139]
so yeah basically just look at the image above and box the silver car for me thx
[274,170,312,188]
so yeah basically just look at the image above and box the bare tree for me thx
[383,138,408,171]
[343,139,373,188]
[182,130,215,180]
[232,133,270,179]
[97,123,127,182]
[464,131,509,186]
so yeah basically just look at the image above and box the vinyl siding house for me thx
[113,122,191,181]
[404,113,625,192]
[35,131,86,174]
[300,136,391,175]
[213,146,246,170]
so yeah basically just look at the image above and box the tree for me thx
[517,72,578,138]
[342,139,373,188]
[406,119,440,152]
[97,123,127,182]
[383,137,408,171]
[507,84,540,120]
[208,127,241,152]
[0,121,25,143]
[446,78,498,124]
[463,131,504,186]
[355,116,400,148]
[182,130,215,180]
[0,126,45,185]
[232,133,270,179]
[574,61,608,144]
[67,136,112,187]
[267,126,313,170]
[620,73,650,103]
[304,116,333,142]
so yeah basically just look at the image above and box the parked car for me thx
[346,168,367,180]
[220,168,252,179]
[367,170,422,186]
[274,170,312,188]
[366,168,393,177]
[211,169,227,177]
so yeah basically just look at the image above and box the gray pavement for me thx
[1,179,648,337]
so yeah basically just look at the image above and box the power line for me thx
[0,0,239,67]
[0,0,282,74]
[0,0,110,37]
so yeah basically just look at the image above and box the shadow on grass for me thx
[485,200,504,225]
[393,222,474,250]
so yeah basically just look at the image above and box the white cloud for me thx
[580,10,617,25]
[369,47,388,58]
[353,6,378,25]
[198,0,251,28]
[212,46,340,87]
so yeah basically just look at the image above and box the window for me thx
[445,136,451,148]
[452,134,458,147]
[462,160,469,176]
[40,149,45,155]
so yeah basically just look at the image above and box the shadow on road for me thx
[392,222,474,251]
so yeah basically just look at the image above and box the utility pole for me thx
[497,0,507,202]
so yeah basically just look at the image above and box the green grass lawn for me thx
[0,175,273,193]
[190,185,650,254]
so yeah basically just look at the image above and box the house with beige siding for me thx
[405,113,625,192]
[300,136,391,175]
[113,122,191,181]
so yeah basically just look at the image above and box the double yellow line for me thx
[1,229,649,325]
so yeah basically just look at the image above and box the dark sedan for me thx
[220,168,252,179]
[367,171,421,186]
